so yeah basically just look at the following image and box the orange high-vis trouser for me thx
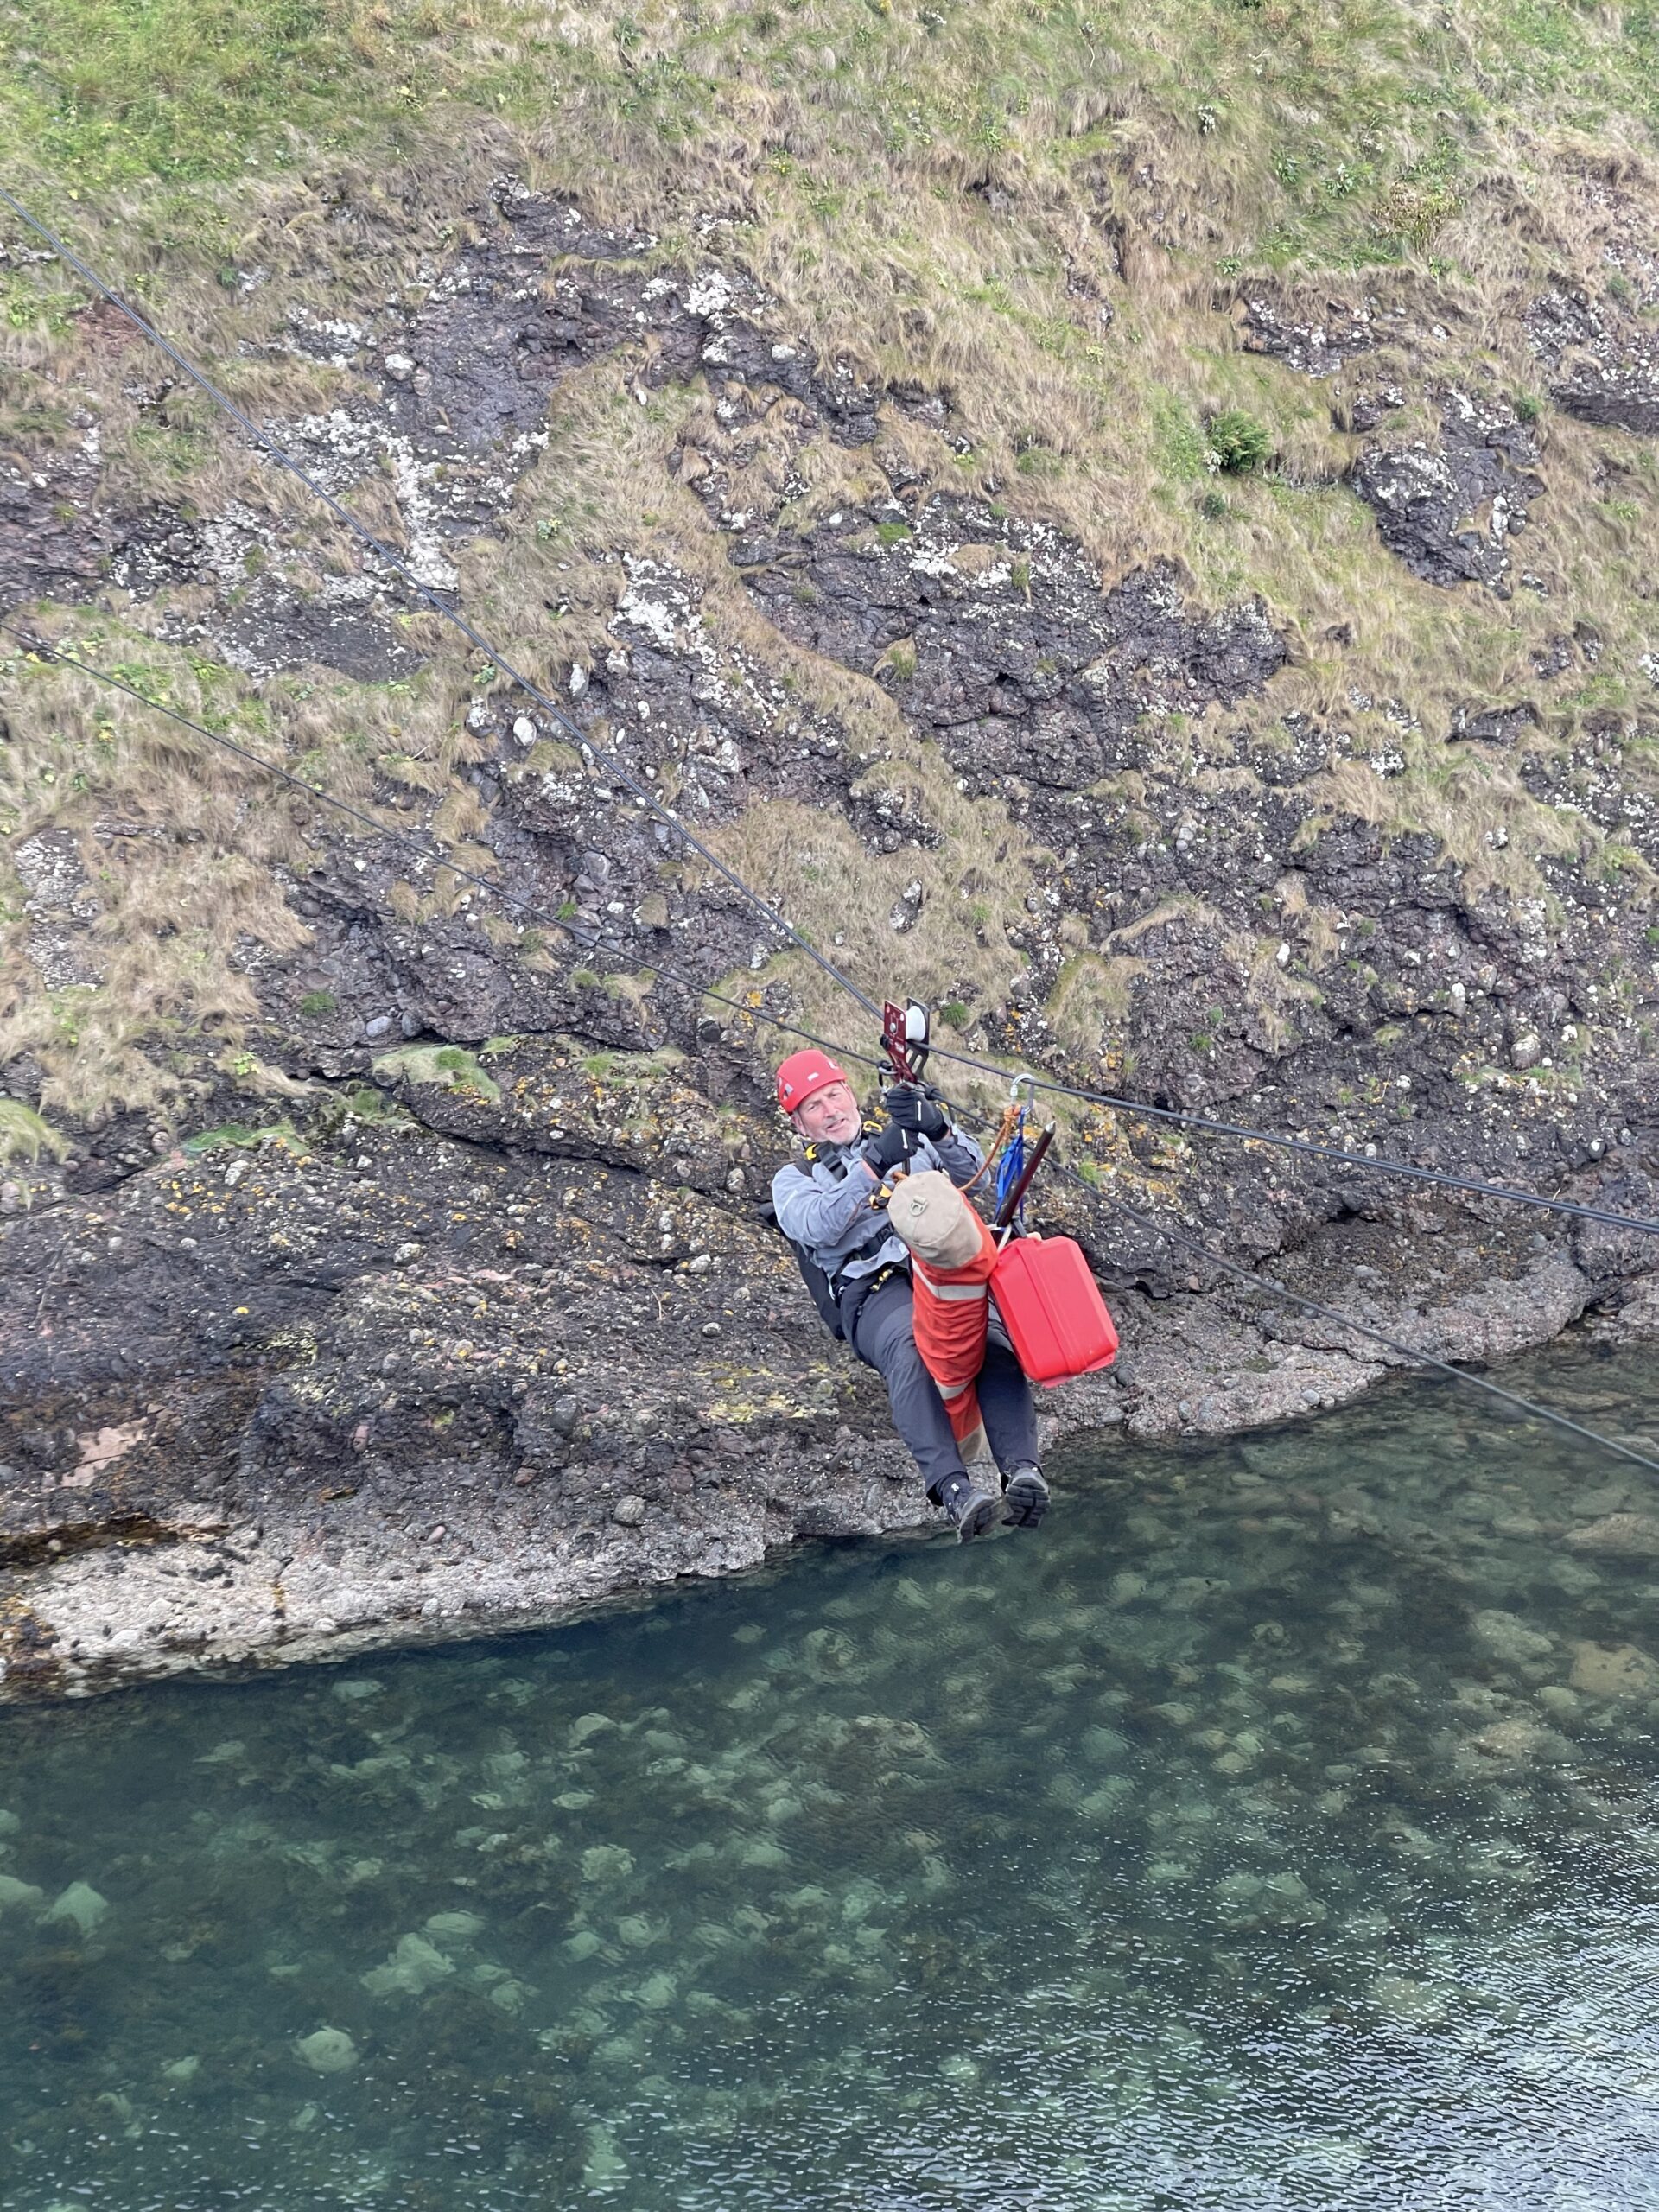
[908,1205,1000,1464]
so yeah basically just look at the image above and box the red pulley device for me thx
[991,1235,1119,1386]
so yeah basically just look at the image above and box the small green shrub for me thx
[346,1085,402,1122]
[1514,392,1542,423]
[875,521,912,546]
[1208,410,1272,474]
[939,1001,969,1029]
[183,1120,292,1157]
[298,989,337,1019]
[1014,444,1062,478]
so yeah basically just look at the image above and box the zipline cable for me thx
[1047,1158,1659,1482]
[925,1039,1659,1239]
[3,181,1655,1239]
[4,612,1658,1243]
[4,625,1656,1483]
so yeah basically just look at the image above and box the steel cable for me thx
[4,613,1656,1244]
[5,625,1656,1481]
[0,620,888,1071]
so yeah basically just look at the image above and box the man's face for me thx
[792,1079,861,1148]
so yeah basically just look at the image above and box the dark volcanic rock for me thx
[5,186,1659,1697]
[738,499,1287,791]
[1528,283,1659,435]
[1,447,107,615]
[219,582,426,683]
[1351,390,1543,590]
[3,1053,1652,1698]
[1447,702,1541,747]
[1240,289,1391,376]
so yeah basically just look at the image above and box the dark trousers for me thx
[842,1272,1040,1503]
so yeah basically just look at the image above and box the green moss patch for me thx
[372,1044,502,1104]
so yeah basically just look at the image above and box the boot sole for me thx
[1002,1478,1049,1529]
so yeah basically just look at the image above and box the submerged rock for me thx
[1370,1972,1449,2027]
[44,1881,110,1937]
[423,1910,484,1942]
[1567,1640,1659,1700]
[581,1845,636,1883]
[294,2026,359,2074]
[1471,1611,1556,1669]
[1564,1513,1659,1558]
[362,1931,455,1998]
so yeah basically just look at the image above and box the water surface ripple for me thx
[3,1340,1657,2209]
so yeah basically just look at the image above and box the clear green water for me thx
[3,1342,1658,2212]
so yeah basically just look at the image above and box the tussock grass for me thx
[703,758,1042,1049]
[0,624,530,1116]
[0,1096,69,1163]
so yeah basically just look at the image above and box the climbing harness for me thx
[763,1127,895,1342]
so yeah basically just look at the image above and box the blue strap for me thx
[995,1109,1027,1225]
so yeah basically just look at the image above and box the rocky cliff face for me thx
[4,111,1659,1695]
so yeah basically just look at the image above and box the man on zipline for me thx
[770,1051,1047,1541]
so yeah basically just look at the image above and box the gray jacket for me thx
[771,1123,986,1287]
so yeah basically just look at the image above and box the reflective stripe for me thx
[938,1378,971,1400]
[913,1274,989,1302]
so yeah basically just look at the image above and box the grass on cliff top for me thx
[7,0,1655,235]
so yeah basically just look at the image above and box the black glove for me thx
[884,1083,948,1141]
[862,1122,913,1176]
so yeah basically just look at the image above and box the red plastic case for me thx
[992,1235,1119,1386]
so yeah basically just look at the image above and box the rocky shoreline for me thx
[3,1034,1656,1700]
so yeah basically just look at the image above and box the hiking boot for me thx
[939,1472,1000,1543]
[1001,1464,1050,1529]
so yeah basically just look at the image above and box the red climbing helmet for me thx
[774,1051,849,1114]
